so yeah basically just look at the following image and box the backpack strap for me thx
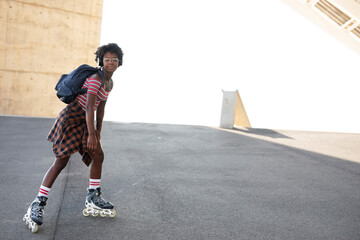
[97,68,105,87]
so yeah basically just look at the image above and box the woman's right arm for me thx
[85,74,101,153]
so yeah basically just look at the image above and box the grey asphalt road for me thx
[0,116,359,240]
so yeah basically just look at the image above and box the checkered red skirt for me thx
[47,99,92,166]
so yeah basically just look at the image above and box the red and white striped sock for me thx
[89,179,101,189]
[38,185,51,198]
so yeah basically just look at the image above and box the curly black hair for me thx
[95,43,123,67]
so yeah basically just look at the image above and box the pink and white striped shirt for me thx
[76,77,111,111]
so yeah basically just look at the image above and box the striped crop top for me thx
[76,77,112,111]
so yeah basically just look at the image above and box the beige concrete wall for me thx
[0,0,103,117]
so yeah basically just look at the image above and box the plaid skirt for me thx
[47,99,92,166]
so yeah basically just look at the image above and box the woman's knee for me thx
[53,156,70,170]
[92,151,104,164]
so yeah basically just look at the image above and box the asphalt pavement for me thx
[0,115,359,240]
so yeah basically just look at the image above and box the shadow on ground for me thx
[232,127,293,139]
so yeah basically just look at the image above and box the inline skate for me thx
[82,187,116,218]
[23,196,48,233]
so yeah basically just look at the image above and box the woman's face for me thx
[102,52,119,73]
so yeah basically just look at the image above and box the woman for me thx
[23,43,123,233]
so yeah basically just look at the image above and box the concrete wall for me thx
[0,0,103,117]
[220,90,251,129]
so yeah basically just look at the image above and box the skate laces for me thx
[31,197,47,217]
[35,206,44,217]
[93,193,109,206]
[91,189,111,207]
[31,202,44,217]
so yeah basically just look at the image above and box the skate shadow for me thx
[232,127,293,139]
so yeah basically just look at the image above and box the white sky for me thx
[100,0,360,133]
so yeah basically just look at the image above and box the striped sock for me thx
[38,185,51,198]
[89,179,101,189]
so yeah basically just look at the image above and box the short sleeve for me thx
[86,78,101,95]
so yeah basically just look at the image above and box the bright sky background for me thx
[100,0,360,133]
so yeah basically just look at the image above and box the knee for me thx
[53,156,69,171]
[93,151,104,164]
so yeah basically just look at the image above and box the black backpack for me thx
[55,64,104,104]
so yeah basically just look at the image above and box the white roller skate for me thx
[23,196,48,233]
[82,187,116,218]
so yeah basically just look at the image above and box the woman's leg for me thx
[84,141,115,216]
[24,156,70,229]
[41,156,70,188]
[89,143,104,180]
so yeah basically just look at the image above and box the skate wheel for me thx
[31,224,38,233]
[109,210,116,218]
[91,211,99,217]
[82,209,90,217]
[100,212,107,217]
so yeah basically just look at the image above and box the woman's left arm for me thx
[96,100,107,140]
